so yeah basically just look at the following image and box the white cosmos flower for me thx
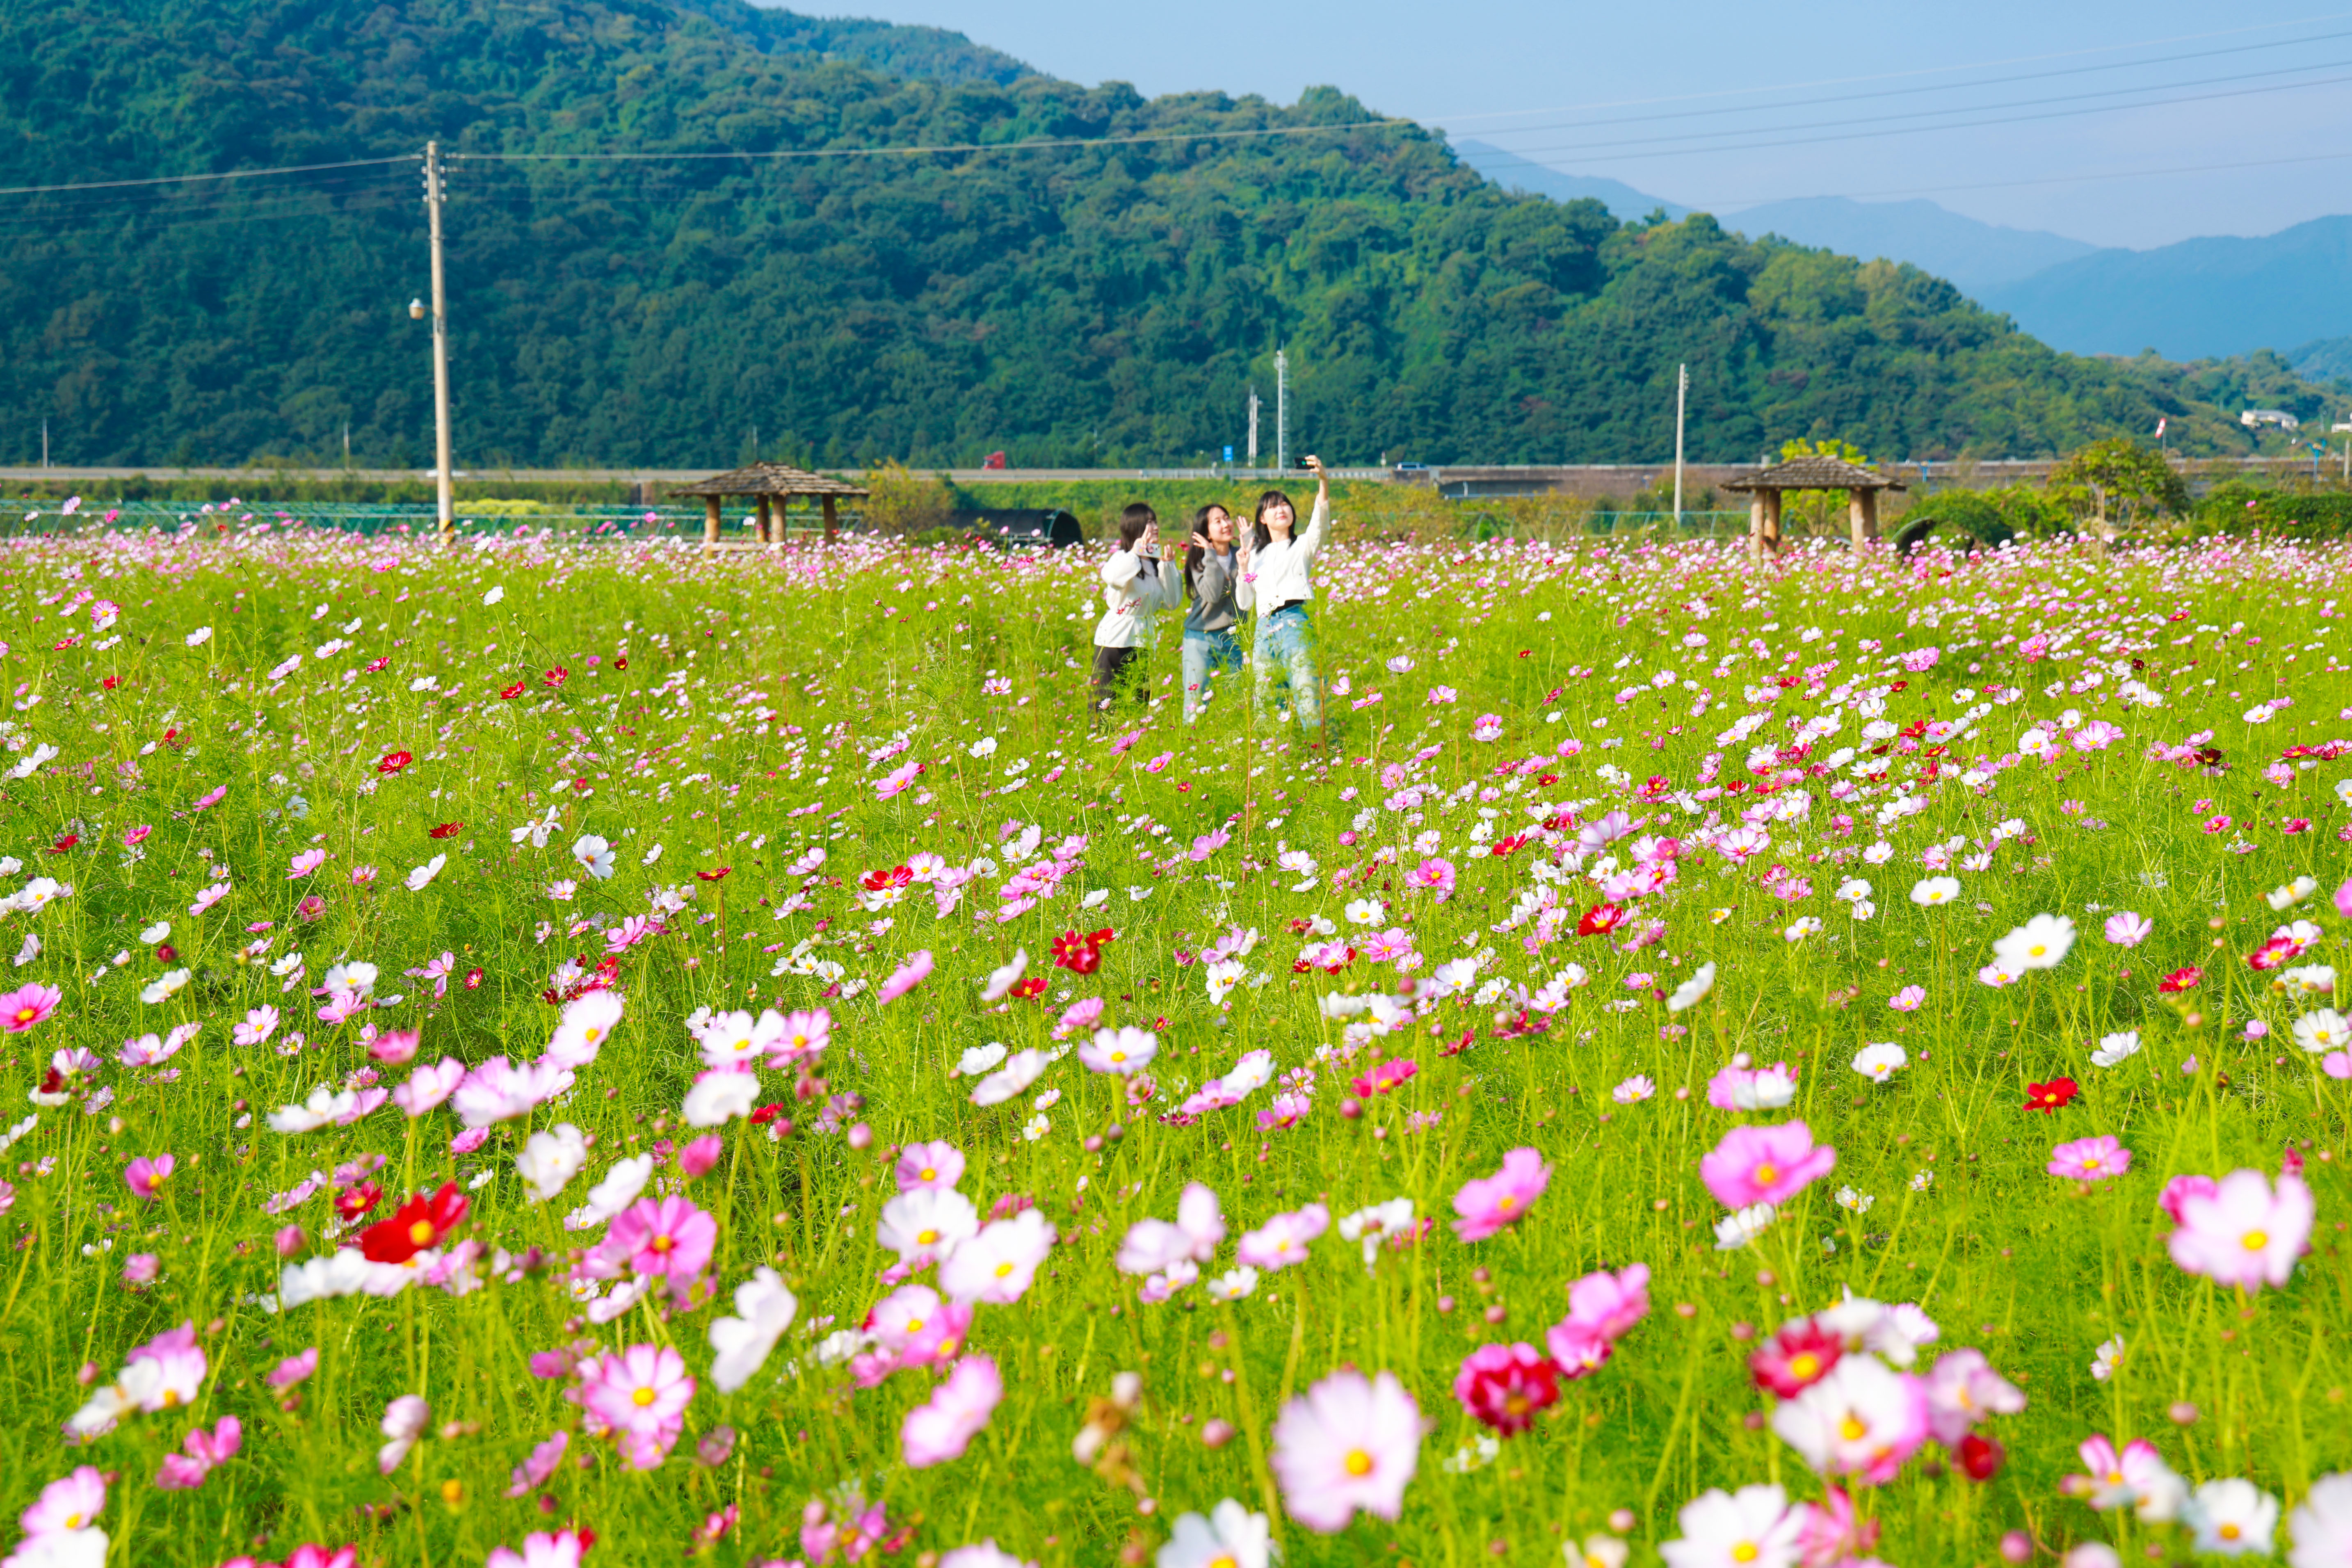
[707,1266,798,1393]
[969,1047,1046,1107]
[876,1186,979,1266]
[978,950,1028,1003]
[185,626,214,647]
[140,968,192,1005]
[2090,1030,2142,1067]
[482,586,505,606]
[1156,1499,1273,1568]
[1910,876,1961,906]
[404,854,447,892]
[681,1070,758,1127]
[2293,1009,2350,1054]
[515,1123,589,1203]
[1666,961,1716,1013]
[955,1041,1009,1078]
[1852,1042,1907,1082]
[1992,912,2075,971]
[1713,1203,1777,1251]
[571,834,616,880]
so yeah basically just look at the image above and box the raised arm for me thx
[1297,455,1331,559]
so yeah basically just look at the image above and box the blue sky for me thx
[832,0,2352,249]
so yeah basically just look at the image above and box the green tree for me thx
[1775,436,1871,537]
[2046,438,2189,545]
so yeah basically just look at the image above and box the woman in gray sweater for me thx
[1180,503,1251,722]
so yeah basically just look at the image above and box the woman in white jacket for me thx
[1243,455,1329,746]
[1090,502,1176,717]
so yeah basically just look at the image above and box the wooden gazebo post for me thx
[702,496,722,547]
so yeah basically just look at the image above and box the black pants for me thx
[1091,645,1145,711]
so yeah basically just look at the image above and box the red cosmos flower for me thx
[1351,1058,1419,1097]
[749,1103,789,1126]
[543,667,569,688]
[2023,1077,2079,1113]
[376,750,413,776]
[334,1180,385,1223]
[2246,939,2297,972]
[1489,834,1530,858]
[363,657,392,674]
[498,682,527,700]
[1534,773,1559,786]
[100,676,121,691]
[1453,1342,1562,1436]
[613,655,628,671]
[2157,965,2204,993]
[428,822,464,840]
[1576,902,1628,937]
[463,967,484,990]
[359,1182,470,1264]
[695,867,733,882]
[48,833,79,855]
[860,866,913,893]
[1957,1433,2005,1481]
[1051,928,1116,975]
[1749,1318,1843,1397]
[1006,977,1049,1001]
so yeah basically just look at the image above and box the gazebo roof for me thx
[668,462,869,498]
[1723,456,1907,493]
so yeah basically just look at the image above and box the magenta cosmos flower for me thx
[1700,1122,1837,1210]
[1563,1263,1651,1342]
[124,1153,177,1201]
[580,1344,693,1469]
[1451,1147,1550,1241]
[1270,1369,1422,1532]
[2047,1136,2131,1182]
[901,1355,1002,1468]
[0,982,60,1032]
[2165,1168,2315,1292]
[605,1195,716,1288]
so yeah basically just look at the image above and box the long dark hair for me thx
[1184,503,1229,598]
[1249,489,1296,553]
[1118,502,1158,580]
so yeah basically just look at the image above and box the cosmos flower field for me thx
[2,517,2351,1568]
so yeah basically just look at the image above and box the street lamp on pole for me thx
[421,142,453,542]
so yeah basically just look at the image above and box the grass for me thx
[0,523,2346,1567]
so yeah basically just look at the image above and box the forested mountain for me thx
[0,0,2324,468]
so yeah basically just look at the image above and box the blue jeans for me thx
[1253,604,1322,733]
[1181,628,1245,719]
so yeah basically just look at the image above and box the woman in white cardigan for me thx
[1242,454,1329,746]
[1090,502,1177,718]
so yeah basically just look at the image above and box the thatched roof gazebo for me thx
[669,463,869,547]
[1723,455,1907,562]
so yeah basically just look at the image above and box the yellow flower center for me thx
[919,1168,936,1182]
[162,1390,182,1408]
[2243,1230,2268,1251]
[905,1318,925,1335]
[651,1234,673,1254]
[2221,1524,2241,1542]
[632,1386,656,1408]
[1755,1164,1779,1185]
[1790,1353,1820,1381]
[995,1262,1016,1278]
[64,1515,83,1531]
[1110,1051,1127,1064]
[409,1219,435,1245]
[1344,1449,1373,1477]
[916,1228,939,1246]
[1838,1417,1868,1442]
[1505,1393,1530,1415]
[1732,1545,1759,1565]
[2083,1159,2102,1171]
[1496,1196,1516,1214]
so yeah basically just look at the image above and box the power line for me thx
[445,114,1416,165]
[1691,147,2352,211]
[0,155,411,200]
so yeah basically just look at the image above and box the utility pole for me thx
[1247,388,1260,469]
[1672,363,1688,525]
[423,141,454,541]
[41,420,49,470]
[1275,349,1288,473]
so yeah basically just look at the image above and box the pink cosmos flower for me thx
[768,1009,831,1065]
[580,1344,693,1469]
[265,1348,318,1389]
[2048,1136,2131,1182]
[2102,911,2152,947]
[1270,1369,1422,1533]
[0,982,61,1032]
[895,1140,966,1193]
[1922,1349,2025,1446]
[155,1415,242,1490]
[126,1321,208,1410]
[901,1355,1002,1468]
[1452,1148,1550,1240]
[1888,986,1925,1012]
[232,1006,281,1047]
[878,949,934,1004]
[675,1135,723,1179]
[1404,857,1457,899]
[606,1196,717,1289]
[287,849,327,879]
[486,1529,589,1568]
[21,1465,107,1535]
[1770,1354,1930,1484]
[871,1283,975,1367]
[393,1057,467,1118]
[1235,1204,1330,1271]
[1700,1122,1837,1210]
[2158,1173,2219,1225]
[2164,1168,2315,1292]
[1563,1263,1651,1341]
[504,1431,570,1499]
[1544,1319,1613,1380]
[124,1153,176,1201]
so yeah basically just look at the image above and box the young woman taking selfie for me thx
[1244,454,1330,746]
[1180,502,1249,722]
[1090,502,1176,717]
